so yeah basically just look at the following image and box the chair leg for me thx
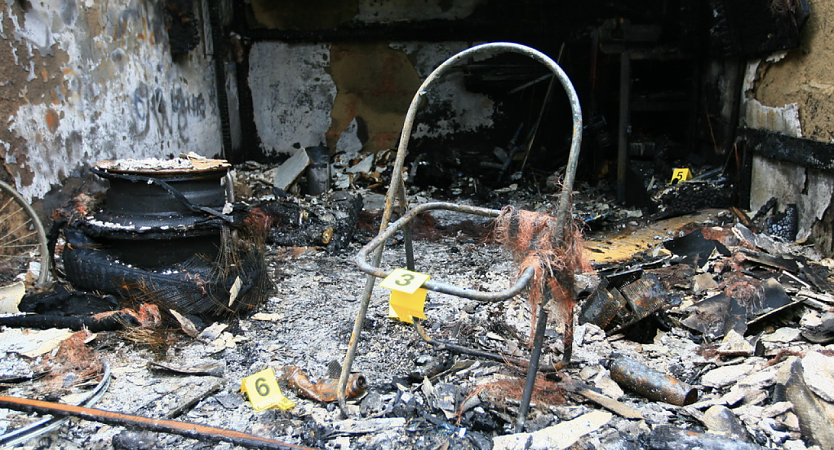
[515,298,549,433]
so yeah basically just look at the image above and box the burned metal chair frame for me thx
[337,42,583,432]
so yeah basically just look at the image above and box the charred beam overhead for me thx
[242,20,574,43]
[707,0,809,57]
[743,128,834,173]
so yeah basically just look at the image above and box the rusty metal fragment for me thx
[278,366,366,403]
[609,356,697,406]
[663,229,730,267]
[619,273,667,321]
[578,285,626,329]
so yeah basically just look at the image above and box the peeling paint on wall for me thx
[391,42,495,140]
[743,98,802,138]
[741,0,834,254]
[327,42,421,154]
[248,40,496,158]
[0,0,220,202]
[249,42,336,156]
[335,117,363,156]
[741,60,802,138]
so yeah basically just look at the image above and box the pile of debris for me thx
[1,151,833,450]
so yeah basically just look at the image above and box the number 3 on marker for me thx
[381,269,430,294]
[395,273,415,286]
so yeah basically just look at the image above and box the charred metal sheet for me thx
[737,247,834,294]
[684,277,801,339]
[609,356,698,406]
[619,273,667,322]
[736,247,801,273]
[664,230,731,267]
[681,293,748,341]
[747,278,801,327]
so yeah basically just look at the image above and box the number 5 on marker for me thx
[241,367,295,411]
[380,268,430,324]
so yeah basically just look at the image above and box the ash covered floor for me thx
[2,183,834,450]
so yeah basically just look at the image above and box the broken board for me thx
[584,209,725,263]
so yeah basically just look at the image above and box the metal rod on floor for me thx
[413,320,556,371]
[0,395,316,450]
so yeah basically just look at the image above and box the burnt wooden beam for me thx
[742,128,834,173]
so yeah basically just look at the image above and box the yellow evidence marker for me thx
[241,367,295,411]
[380,268,430,324]
[670,168,692,184]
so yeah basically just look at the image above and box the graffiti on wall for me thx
[131,82,207,142]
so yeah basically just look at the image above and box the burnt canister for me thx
[83,158,231,267]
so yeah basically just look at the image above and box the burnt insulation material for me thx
[19,287,120,316]
[62,227,264,316]
[0,311,138,332]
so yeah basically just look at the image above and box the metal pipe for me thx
[398,176,415,271]
[336,244,384,416]
[609,356,698,406]
[413,320,555,371]
[0,395,316,450]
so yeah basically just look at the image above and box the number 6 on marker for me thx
[241,368,294,411]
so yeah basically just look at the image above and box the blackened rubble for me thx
[1,159,834,450]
